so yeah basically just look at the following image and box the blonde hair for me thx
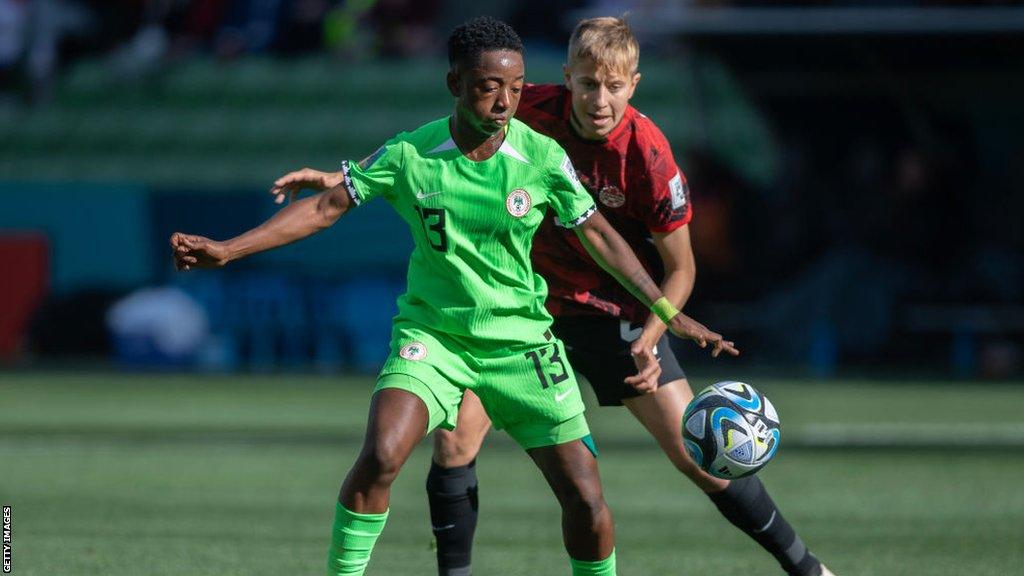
[567,16,639,76]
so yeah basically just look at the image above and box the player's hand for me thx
[625,337,662,393]
[170,232,231,271]
[269,168,343,204]
[667,313,739,358]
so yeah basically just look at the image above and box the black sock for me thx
[426,459,479,576]
[708,476,822,576]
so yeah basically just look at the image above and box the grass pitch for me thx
[2,372,1023,575]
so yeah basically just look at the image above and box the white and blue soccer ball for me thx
[682,381,781,479]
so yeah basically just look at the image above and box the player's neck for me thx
[450,112,506,162]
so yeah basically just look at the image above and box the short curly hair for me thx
[448,16,524,70]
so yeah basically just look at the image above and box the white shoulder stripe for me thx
[498,140,529,164]
[427,138,457,154]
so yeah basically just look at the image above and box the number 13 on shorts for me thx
[524,343,570,389]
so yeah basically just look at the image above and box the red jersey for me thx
[517,83,693,323]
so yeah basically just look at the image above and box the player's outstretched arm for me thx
[269,167,343,204]
[171,172,352,271]
[575,211,738,360]
[635,225,698,347]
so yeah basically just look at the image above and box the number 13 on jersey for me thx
[414,206,447,252]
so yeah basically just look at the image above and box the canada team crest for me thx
[399,342,428,361]
[506,188,532,217]
[599,185,625,208]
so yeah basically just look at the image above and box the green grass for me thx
[2,372,1023,575]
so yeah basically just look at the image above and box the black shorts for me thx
[552,315,687,407]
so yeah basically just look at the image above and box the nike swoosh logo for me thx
[432,524,456,532]
[416,190,442,200]
[554,388,575,403]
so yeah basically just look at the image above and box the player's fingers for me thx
[641,358,661,380]
[624,373,657,392]
[623,374,644,386]
[627,359,659,378]
[640,367,660,392]
[723,341,740,356]
[273,171,303,187]
[176,234,200,248]
[626,365,659,387]
[709,335,725,356]
[626,350,661,389]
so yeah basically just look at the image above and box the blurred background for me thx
[1,0,1023,379]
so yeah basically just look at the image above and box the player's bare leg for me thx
[428,391,491,576]
[623,379,825,576]
[528,440,616,571]
[433,390,491,467]
[341,388,430,511]
[329,388,431,576]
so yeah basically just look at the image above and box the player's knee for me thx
[555,482,608,522]
[433,428,483,467]
[433,436,480,468]
[357,442,407,485]
[567,490,608,524]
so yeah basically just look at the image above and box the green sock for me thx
[326,502,389,576]
[570,549,616,576]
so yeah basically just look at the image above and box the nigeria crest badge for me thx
[399,342,428,361]
[506,188,532,218]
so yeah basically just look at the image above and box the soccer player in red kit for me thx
[425,16,837,576]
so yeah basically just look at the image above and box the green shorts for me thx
[375,322,590,451]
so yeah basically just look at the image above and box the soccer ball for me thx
[682,381,781,479]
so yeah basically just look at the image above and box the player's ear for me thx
[562,63,572,90]
[446,69,461,98]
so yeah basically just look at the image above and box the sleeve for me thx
[640,127,692,234]
[546,143,597,228]
[339,136,405,206]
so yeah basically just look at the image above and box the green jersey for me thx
[341,116,596,349]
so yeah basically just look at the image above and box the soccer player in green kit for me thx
[171,17,736,576]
